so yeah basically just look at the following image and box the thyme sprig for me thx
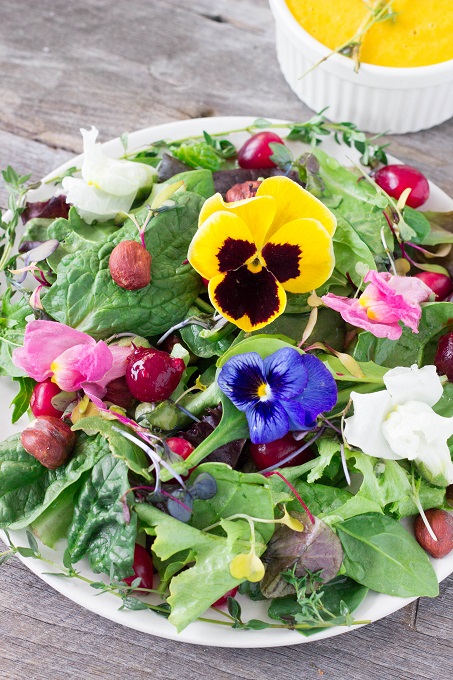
[302,1,398,76]
[0,166,41,273]
[0,532,369,631]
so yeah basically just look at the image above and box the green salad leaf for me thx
[42,191,204,338]
[336,513,439,597]
[67,453,137,579]
[0,432,109,530]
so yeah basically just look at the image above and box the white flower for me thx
[62,127,156,223]
[344,364,453,486]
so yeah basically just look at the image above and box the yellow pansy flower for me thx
[188,176,336,332]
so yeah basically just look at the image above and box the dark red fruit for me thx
[414,271,453,301]
[373,164,430,208]
[123,544,154,590]
[250,433,315,470]
[225,180,262,202]
[104,376,135,410]
[126,347,185,402]
[414,509,453,558]
[212,587,239,607]
[30,379,64,418]
[237,131,285,169]
[435,332,453,381]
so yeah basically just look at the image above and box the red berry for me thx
[237,131,285,169]
[250,433,315,470]
[123,544,154,590]
[435,332,453,381]
[373,164,430,208]
[166,437,195,459]
[30,379,64,418]
[125,347,185,402]
[414,271,453,301]
[166,437,195,480]
[212,587,238,607]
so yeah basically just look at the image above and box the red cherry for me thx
[125,347,185,402]
[373,164,430,208]
[212,587,239,607]
[250,433,315,470]
[123,544,154,590]
[414,271,453,301]
[237,131,285,169]
[435,332,453,381]
[30,379,64,418]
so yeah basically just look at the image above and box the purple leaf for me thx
[21,195,70,224]
[260,512,343,598]
[181,406,246,468]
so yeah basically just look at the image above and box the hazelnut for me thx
[109,240,152,290]
[414,508,453,558]
[225,180,262,202]
[21,416,76,469]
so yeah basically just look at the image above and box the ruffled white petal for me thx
[62,177,135,224]
[344,389,397,459]
[80,127,156,196]
[383,364,443,407]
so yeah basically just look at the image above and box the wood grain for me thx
[1,1,453,678]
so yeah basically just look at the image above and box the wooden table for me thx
[1,1,452,678]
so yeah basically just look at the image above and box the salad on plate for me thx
[1,113,453,642]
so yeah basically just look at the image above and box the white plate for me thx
[1,116,453,648]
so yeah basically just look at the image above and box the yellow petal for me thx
[280,507,305,532]
[256,176,337,239]
[199,192,277,249]
[188,211,256,280]
[208,269,287,332]
[264,218,335,293]
[230,551,265,583]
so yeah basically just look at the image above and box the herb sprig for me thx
[0,166,40,272]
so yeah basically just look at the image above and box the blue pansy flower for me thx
[217,347,338,444]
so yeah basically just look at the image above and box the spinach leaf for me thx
[0,288,29,378]
[403,207,430,244]
[258,307,346,352]
[336,513,439,597]
[332,213,376,285]
[180,307,233,358]
[136,503,266,632]
[10,376,35,423]
[354,302,453,368]
[421,211,453,246]
[47,207,118,270]
[30,476,86,548]
[67,453,137,579]
[313,148,392,258]
[0,432,109,529]
[287,481,352,518]
[42,192,204,339]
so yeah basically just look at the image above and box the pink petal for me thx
[12,320,95,382]
[322,293,402,340]
[97,345,132,389]
[51,341,113,392]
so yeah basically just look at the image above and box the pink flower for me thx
[322,270,432,340]
[13,320,131,402]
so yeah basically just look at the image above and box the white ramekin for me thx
[269,0,453,134]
